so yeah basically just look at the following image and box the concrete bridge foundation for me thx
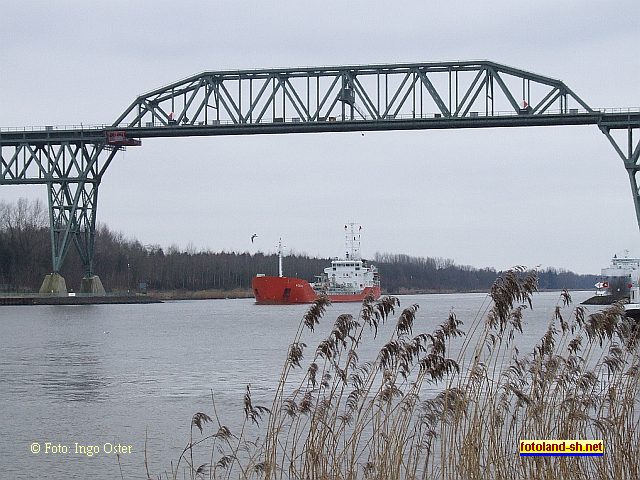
[80,275,106,295]
[39,273,67,296]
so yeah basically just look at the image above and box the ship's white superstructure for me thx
[312,223,380,296]
[602,251,640,318]
[601,251,640,277]
[626,268,640,319]
[597,251,640,298]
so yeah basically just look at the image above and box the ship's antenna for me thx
[344,223,362,260]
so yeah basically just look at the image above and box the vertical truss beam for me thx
[600,121,640,230]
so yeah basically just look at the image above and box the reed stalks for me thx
[157,268,640,479]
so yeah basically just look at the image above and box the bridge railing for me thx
[0,124,110,133]
[3,107,640,138]
[122,108,601,127]
[6,107,640,135]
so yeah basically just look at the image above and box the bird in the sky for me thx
[251,234,258,243]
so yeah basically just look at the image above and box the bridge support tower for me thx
[0,135,121,295]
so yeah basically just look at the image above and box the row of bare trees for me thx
[0,198,50,290]
[0,199,598,293]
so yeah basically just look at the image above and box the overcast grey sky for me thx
[2,0,640,274]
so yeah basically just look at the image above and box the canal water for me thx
[0,290,596,479]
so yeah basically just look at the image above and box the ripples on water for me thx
[0,291,596,479]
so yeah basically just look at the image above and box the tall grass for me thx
[158,268,640,479]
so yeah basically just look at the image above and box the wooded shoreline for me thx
[1,199,599,296]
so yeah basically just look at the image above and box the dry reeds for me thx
[160,269,640,480]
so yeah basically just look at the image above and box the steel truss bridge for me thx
[1,60,639,292]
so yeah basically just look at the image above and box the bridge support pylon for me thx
[44,143,118,296]
[0,138,121,295]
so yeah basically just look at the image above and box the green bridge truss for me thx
[1,60,639,292]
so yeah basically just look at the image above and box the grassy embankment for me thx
[147,288,253,300]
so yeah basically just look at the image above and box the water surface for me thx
[0,291,596,479]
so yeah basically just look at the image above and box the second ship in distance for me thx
[252,224,381,304]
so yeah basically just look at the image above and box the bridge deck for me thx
[1,111,639,146]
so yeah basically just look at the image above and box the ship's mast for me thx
[278,238,284,277]
[344,223,362,260]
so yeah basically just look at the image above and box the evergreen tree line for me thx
[0,199,598,294]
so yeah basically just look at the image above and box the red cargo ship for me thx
[252,224,381,304]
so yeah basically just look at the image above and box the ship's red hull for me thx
[252,276,316,304]
[252,276,381,304]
